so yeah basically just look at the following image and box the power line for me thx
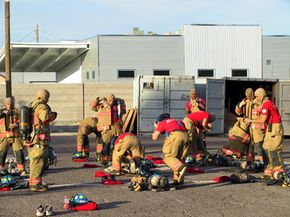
[15,30,35,42]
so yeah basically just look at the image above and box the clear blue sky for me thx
[0,0,290,46]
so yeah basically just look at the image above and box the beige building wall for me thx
[0,83,133,126]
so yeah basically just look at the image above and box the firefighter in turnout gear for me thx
[185,88,206,114]
[105,133,145,175]
[0,97,27,176]
[152,114,189,184]
[89,94,124,164]
[74,117,100,158]
[183,111,216,156]
[245,88,285,177]
[235,88,266,165]
[26,89,57,192]
[222,117,251,159]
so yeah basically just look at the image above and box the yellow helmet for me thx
[254,88,266,98]
[36,89,50,102]
[245,88,254,99]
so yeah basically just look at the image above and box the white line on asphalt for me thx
[49,182,103,188]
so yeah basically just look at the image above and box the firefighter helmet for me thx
[254,88,266,99]
[73,193,89,204]
[1,175,16,187]
[36,89,50,102]
[156,113,170,123]
[245,88,254,99]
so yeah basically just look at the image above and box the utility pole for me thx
[5,0,12,97]
[36,24,39,43]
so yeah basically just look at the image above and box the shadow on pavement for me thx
[98,200,130,210]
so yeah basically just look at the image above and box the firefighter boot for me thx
[173,165,187,185]
[30,183,48,192]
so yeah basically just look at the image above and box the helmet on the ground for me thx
[148,174,161,187]
[1,175,16,186]
[36,89,50,102]
[156,113,170,123]
[73,152,83,158]
[159,176,169,189]
[73,193,89,204]
[185,155,194,164]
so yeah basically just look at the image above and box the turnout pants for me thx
[263,123,284,175]
[162,131,189,172]
[111,135,144,170]
[0,137,25,170]
[28,140,48,186]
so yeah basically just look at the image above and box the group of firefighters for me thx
[0,85,286,192]
[221,87,285,176]
[0,89,57,192]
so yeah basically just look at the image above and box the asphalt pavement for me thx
[1,133,290,217]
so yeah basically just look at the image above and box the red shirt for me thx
[185,98,206,112]
[260,100,281,124]
[114,132,135,145]
[111,101,120,123]
[156,118,186,134]
[187,111,210,129]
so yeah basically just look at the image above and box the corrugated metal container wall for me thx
[183,25,262,83]
[98,35,184,82]
[263,36,290,80]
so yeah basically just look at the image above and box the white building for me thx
[183,24,262,83]
[3,24,290,84]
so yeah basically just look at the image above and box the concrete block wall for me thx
[0,83,133,126]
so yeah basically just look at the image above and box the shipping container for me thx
[206,77,290,135]
[133,75,195,134]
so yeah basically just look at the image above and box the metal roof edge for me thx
[184,24,261,27]
[263,35,290,37]
[8,42,90,49]
[223,77,278,82]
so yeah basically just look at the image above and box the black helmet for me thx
[156,113,170,123]
[159,176,169,189]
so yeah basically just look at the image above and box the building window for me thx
[198,69,214,78]
[118,70,135,78]
[153,70,170,76]
[92,70,95,79]
[232,69,248,77]
[86,71,90,80]
[266,59,271,65]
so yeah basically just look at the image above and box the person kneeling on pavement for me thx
[152,113,189,185]
[221,117,253,162]
[105,133,145,175]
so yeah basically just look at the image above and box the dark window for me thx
[266,59,271,65]
[153,70,170,76]
[92,70,95,79]
[232,69,247,77]
[198,69,214,77]
[86,71,90,79]
[118,70,135,78]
